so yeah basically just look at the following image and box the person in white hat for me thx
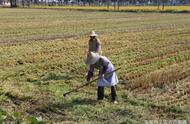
[88,31,102,54]
[85,52,118,103]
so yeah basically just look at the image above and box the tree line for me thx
[1,0,189,8]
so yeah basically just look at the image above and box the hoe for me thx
[63,67,121,97]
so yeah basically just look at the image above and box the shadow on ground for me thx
[28,98,97,121]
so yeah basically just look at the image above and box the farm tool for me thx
[63,67,121,97]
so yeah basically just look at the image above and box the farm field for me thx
[32,5,190,13]
[0,8,190,123]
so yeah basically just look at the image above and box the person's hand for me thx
[85,78,91,83]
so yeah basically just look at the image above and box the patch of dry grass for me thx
[129,62,190,89]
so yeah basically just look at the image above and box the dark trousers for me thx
[97,85,117,101]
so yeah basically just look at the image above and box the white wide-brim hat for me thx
[90,31,98,37]
[85,52,100,65]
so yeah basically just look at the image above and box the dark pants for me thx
[97,85,117,101]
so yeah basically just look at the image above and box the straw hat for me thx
[85,52,100,65]
[90,31,98,37]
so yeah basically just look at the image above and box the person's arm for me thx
[86,65,94,82]
[99,59,109,77]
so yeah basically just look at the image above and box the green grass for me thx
[0,8,190,123]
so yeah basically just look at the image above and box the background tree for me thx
[157,0,160,10]
[10,0,17,7]
[107,0,110,9]
[113,0,116,10]
[26,0,30,7]
[22,0,24,7]
[117,0,120,10]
